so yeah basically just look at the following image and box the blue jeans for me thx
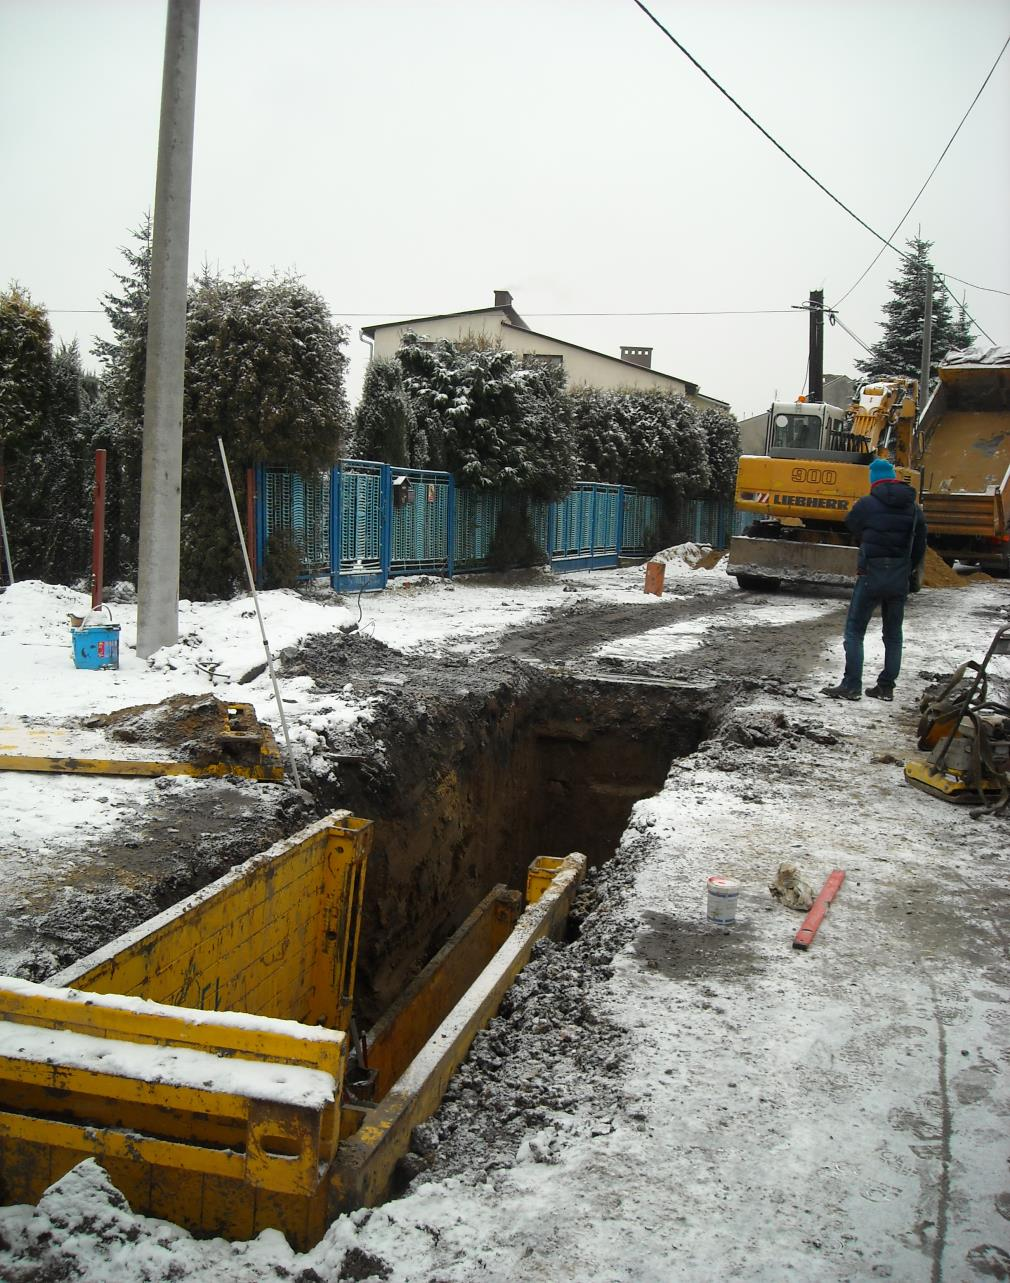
[841,576,906,692]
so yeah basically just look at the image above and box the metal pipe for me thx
[217,437,301,790]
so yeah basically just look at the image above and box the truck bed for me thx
[920,409,1010,496]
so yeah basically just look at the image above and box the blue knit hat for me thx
[869,458,897,485]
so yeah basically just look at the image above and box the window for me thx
[769,412,821,451]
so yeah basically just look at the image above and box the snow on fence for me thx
[254,462,728,591]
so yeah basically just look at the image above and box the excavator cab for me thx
[765,401,849,458]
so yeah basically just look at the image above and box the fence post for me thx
[91,448,107,608]
[446,473,456,578]
[380,465,392,584]
[329,463,342,591]
[616,485,626,560]
[254,465,267,588]
[244,467,257,583]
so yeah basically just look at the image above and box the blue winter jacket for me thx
[845,479,927,569]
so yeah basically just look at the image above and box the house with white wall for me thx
[360,290,729,413]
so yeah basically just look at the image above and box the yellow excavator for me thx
[727,377,920,589]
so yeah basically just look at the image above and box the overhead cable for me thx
[629,0,1008,323]
[833,32,1010,308]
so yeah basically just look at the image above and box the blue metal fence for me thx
[673,498,750,548]
[255,462,740,591]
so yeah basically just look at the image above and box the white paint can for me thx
[707,876,740,925]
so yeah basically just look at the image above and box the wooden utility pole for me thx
[808,289,824,403]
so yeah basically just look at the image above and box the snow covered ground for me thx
[1,558,1008,1281]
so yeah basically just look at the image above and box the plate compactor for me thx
[904,624,1010,813]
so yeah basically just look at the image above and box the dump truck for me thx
[916,345,1010,575]
[727,377,920,589]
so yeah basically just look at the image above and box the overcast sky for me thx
[3,0,1008,420]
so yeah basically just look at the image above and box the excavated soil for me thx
[14,586,855,999]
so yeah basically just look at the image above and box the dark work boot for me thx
[822,684,861,701]
[865,685,894,702]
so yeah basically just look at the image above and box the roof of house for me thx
[360,297,729,410]
[360,302,529,337]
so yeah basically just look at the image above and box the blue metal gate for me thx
[550,483,623,571]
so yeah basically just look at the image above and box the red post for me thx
[245,468,257,580]
[91,449,107,609]
[792,869,846,951]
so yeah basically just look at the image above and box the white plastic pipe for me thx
[0,485,13,586]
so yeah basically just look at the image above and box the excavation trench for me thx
[0,654,727,1241]
[307,668,722,1028]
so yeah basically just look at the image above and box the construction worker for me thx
[822,458,927,702]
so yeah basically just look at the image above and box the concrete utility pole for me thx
[919,266,934,417]
[136,0,200,659]
[808,289,824,403]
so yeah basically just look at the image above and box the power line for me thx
[629,0,1007,331]
[51,306,799,319]
[523,309,795,317]
[827,312,874,356]
[629,1,910,253]
[832,32,1010,308]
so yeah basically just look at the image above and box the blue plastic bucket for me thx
[71,607,120,671]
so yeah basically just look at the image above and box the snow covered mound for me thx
[648,542,721,570]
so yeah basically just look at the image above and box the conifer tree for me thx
[394,334,576,499]
[856,236,974,379]
[93,217,152,581]
[698,408,740,499]
[352,357,414,463]
[569,387,710,499]
[0,283,53,459]
[181,270,349,597]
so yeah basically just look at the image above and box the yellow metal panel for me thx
[332,854,587,1213]
[58,819,370,1029]
[0,754,284,782]
[526,856,566,904]
[0,979,344,1080]
[251,1184,327,1252]
[248,1100,324,1196]
[365,886,521,1099]
[201,1172,257,1242]
[0,1111,244,1182]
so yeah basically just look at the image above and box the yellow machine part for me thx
[903,758,1007,804]
[735,455,920,522]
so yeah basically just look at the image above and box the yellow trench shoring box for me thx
[0,811,587,1249]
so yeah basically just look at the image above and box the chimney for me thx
[621,345,653,369]
[494,289,514,309]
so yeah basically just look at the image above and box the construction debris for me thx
[768,861,815,912]
[0,695,285,782]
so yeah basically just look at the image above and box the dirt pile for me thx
[695,549,726,571]
[922,547,965,588]
[84,693,271,768]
